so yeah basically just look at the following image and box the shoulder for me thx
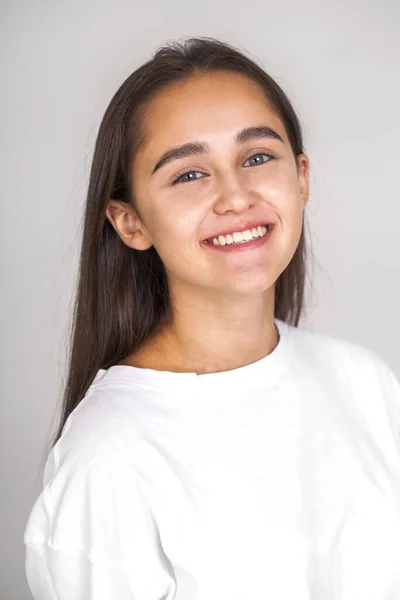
[284,322,400,441]
[286,320,398,387]
[25,383,151,545]
[44,378,151,490]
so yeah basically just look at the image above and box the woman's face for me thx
[118,71,309,297]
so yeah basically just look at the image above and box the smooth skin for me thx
[105,71,309,374]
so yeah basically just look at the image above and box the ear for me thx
[105,200,153,251]
[296,154,310,210]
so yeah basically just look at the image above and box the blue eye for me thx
[243,152,273,167]
[172,170,205,185]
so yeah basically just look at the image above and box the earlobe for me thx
[105,200,153,251]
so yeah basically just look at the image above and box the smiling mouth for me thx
[203,223,272,246]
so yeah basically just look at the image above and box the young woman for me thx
[24,37,400,599]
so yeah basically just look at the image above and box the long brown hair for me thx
[54,36,313,445]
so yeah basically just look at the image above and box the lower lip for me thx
[201,225,274,253]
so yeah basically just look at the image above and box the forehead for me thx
[139,71,288,151]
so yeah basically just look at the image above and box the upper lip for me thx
[202,220,274,242]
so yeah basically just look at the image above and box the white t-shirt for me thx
[24,318,400,599]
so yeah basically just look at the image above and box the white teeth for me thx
[217,235,226,246]
[210,225,269,246]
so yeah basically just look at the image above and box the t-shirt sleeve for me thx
[24,450,176,600]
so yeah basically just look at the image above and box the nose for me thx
[213,170,258,215]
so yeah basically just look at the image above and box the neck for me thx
[143,285,278,375]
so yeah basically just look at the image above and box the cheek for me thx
[144,210,199,271]
[149,207,197,244]
[147,191,207,258]
[260,175,304,229]
[252,158,299,200]
[258,170,304,247]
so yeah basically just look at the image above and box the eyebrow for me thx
[150,125,285,175]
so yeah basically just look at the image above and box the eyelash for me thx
[171,152,276,185]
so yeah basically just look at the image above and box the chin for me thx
[223,277,276,296]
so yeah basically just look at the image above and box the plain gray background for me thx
[1,0,399,597]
